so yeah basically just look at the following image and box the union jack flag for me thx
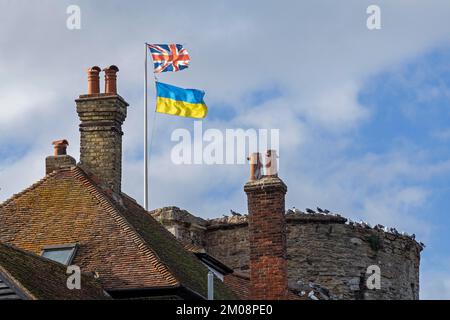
[147,44,190,73]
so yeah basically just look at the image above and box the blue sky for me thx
[357,46,450,298]
[1,0,450,299]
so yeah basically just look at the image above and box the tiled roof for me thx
[118,195,236,299]
[0,242,109,300]
[223,271,305,300]
[224,272,250,300]
[0,166,236,299]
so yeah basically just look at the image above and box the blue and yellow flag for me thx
[155,82,208,119]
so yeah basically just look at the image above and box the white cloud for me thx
[2,0,450,299]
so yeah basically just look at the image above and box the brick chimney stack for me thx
[75,65,129,193]
[244,150,288,300]
[45,140,76,174]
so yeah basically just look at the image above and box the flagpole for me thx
[144,43,149,211]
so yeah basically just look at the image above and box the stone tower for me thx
[75,65,129,193]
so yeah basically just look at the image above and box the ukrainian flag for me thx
[155,82,208,119]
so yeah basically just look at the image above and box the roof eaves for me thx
[0,265,36,300]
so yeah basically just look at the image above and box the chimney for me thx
[45,140,76,174]
[244,150,288,300]
[75,65,129,193]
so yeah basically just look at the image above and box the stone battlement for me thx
[154,206,423,299]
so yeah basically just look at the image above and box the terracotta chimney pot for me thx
[248,152,262,181]
[87,66,101,95]
[104,65,119,94]
[265,149,278,176]
[52,139,69,156]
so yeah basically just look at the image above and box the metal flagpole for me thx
[144,43,149,211]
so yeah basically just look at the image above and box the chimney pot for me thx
[52,139,69,156]
[104,65,119,94]
[87,66,101,95]
[248,152,262,181]
[265,149,278,176]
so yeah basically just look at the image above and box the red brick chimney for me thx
[45,140,76,174]
[75,65,129,193]
[244,150,288,300]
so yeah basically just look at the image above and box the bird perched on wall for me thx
[230,210,242,216]
[360,220,372,229]
[308,290,319,300]
[317,207,324,213]
[293,207,303,214]
[323,209,330,214]
[286,209,295,215]
[390,227,399,235]
[306,208,315,214]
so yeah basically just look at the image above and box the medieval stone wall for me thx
[205,222,250,274]
[153,207,422,300]
[206,214,421,300]
[285,214,421,300]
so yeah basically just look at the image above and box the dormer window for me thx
[41,244,78,265]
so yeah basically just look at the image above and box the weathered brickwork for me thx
[244,176,288,300]
[76,94,129,193]
[45,155,76,174]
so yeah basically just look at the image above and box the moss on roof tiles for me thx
[0,242,109,300]
[0,166,237,300]
[119,197,237,300]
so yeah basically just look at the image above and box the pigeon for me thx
[294,208,303,214]
[317,207,324,213]
[323,209,330,214]
[230,210,241,216]
[318,287,330,300]
[222,214,228,218]
[308,290,319,300]
[286,209,295,215]
[306,208,315,214]
[411,234,416,240]
[360,221,371,229]
[419,242,426,248]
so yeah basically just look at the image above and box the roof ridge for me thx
[0,169,67,209]
[70,167,179,287]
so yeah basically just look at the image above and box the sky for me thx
[0,0,450,299]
